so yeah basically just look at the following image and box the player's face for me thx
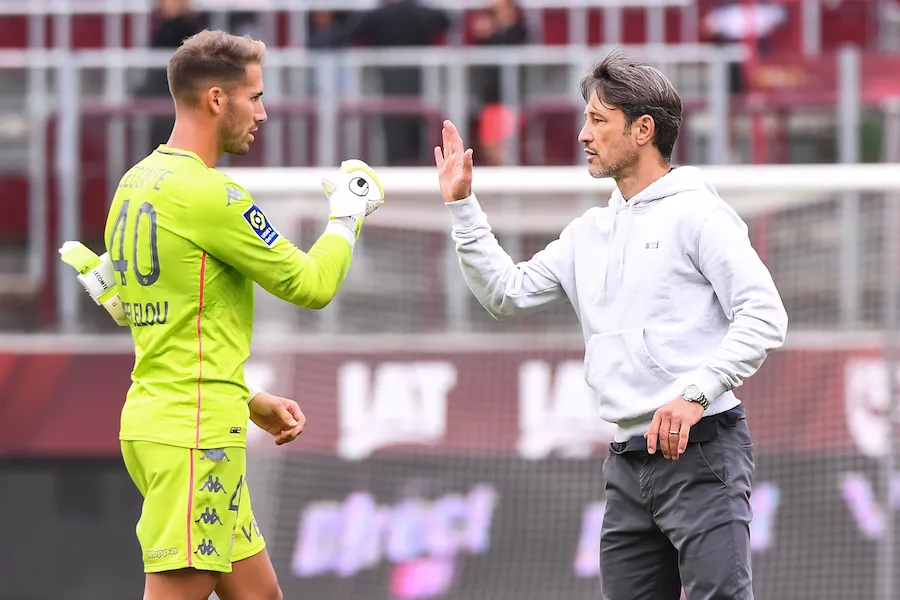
[578,93,639,180]
[220,63,267,156]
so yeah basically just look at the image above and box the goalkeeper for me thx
[62,30,383,600]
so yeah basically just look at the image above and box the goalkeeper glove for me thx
[321,159,384,241]
[58,241,129,327]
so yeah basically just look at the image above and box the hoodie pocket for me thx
[584,329,677,418]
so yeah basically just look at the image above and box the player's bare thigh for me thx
[144,569,219,600]
[214,547,282,600]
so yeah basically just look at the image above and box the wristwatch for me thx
[683,384,709,410]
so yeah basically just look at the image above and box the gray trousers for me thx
[599,416,755,600]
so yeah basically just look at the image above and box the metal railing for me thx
[0,0,694,14]
[0,0,699,58]
[0,0,852,62]
[0,43,887,331]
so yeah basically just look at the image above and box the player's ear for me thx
[633,114,655,147]
[207,86,225,115]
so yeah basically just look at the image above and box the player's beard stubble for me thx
[219,103,252,156]
[588,133,639,181]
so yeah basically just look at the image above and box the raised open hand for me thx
[434,120,474,203]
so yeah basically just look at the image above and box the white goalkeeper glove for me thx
[322,159,384,242]
[58,241,129,327]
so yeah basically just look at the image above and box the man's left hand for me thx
[645,397,705,460]
[249,392,306,446]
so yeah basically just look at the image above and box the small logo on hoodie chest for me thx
[645,241,659,250]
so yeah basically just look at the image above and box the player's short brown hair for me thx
[580,49,683,161]
[166,29,267,107]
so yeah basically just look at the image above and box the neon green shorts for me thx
[121,441,266,573]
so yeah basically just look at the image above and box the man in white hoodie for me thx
[434,50,788,600]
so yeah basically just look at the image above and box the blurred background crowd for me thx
[3,0,900,334]
[33,0,898,165]
[141,0,784,166]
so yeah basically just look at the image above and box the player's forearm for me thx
[305,227,356,308]
[703,253,788,399]
[446,195,565,320]
[266,231,353,310]
[687,300,788,404]
[689,207,789,401]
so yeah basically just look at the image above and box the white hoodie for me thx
[446,166,789,442]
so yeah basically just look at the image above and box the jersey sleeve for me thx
[189,179,353,309]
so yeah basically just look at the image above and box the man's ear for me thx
[206,86,225,115]
[633,114,656,148]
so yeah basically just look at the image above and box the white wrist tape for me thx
[325,218,359,249]
[248,384,264,402]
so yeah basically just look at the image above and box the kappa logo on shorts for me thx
[194,538,221,557]
[147,547,178,560]
[199,475,226,494]
[195,507,224,525]
[200,449,230,462]
[243,204,280,246]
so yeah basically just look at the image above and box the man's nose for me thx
[578,124,591,143]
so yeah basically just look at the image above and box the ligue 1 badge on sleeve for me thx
[243,204,280,246]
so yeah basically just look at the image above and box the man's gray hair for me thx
[579,49,683,161]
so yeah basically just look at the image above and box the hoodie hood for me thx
[607,166,720,211]
[602,167,721,298]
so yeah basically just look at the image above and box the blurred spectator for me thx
[477,85,518,166]
[702,0,787,162]
[703,0,787,95]
[473,0,528,47]
[308,10,347,49]
[307,11,351,96]
[703,0,787,45]
[135,0,205,150]
[471,0,528,165]
[339,0,451,165]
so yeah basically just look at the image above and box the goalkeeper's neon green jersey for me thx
[105,145,353,449]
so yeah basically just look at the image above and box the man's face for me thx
[577,92,639,180]
[219,63,267,156]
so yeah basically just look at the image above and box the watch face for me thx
[684,385,701,401]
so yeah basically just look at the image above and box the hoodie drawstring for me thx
[601,198,630,301]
